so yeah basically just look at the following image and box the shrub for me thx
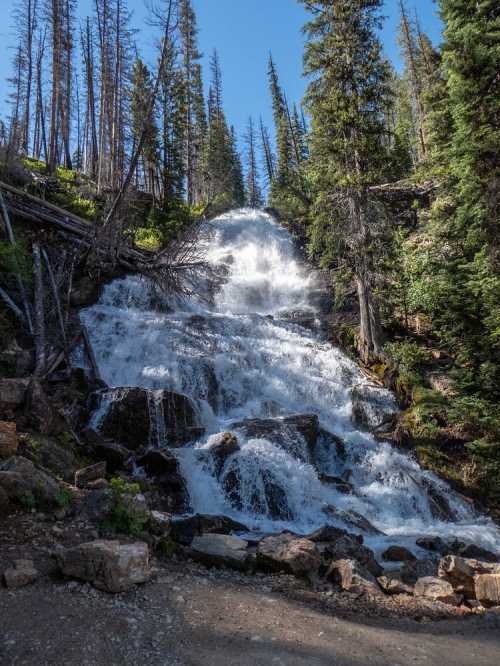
[105,477,149,537]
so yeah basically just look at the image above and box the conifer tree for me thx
[301,0,393,363]
[244,116,263,208]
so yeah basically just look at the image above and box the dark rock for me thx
[317,429,347,460]
[401,558,439,585]
[458,544,499,563]
[100,388,203,450]
[322,506,385,536]
[58,540,151,593]
[318,474,353,494]
[319,533,383,578]
[93,439,130,473]
[3,559,39,589]
[327,559,382,595]
[20,434,77,482]
[0,456,60,508]
[306,525,359,544]
[257,533,321,577]
[170,514,248,546]
[382,546,417,562]
[138,450,179,476]
[70,277,101,307]
[75,462,107,489]
[416,536,447,554]
[223,467,293,521]
[351,384,399,432]
[206,432,239,475]
[26,379,65,436]
[0,378,29,418]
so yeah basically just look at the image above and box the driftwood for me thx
[42,248,68,350]
[32,242,46,375]
[81,323,101,382]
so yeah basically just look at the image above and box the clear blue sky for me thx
[0,0,443,146]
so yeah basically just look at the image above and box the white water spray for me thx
[80,209,500,555]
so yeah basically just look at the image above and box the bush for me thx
[105,477,149,537]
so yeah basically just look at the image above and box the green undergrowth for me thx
[103,477,149,537]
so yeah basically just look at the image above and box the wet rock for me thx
[318,533,383,578]
[351,384,399,432]
[382,546,417,563]
[377,572,414,595]
[170,514,248,546]
[92,439,130,473]
[0,456,60,507]
[321,505,385,536]
[317,429,347,461]
[100,388,204,450]
[318,474,353,494]
[3,559,39,589]
[0,378,29,415]
[422,481,455,522]
[416,536,447,554]
[138,450,179,476]
[0,421,18,458]
[205,432,239,475]
[458,544,499,563]
[306,526,357,544]
[75,462,107,489]
[327,559,382,596]
[276,308,317,330]
[190,534,250,571]
[401,558,439,585]
[414,576,462,606]
[474,574,500,607]
[58,540,151,593]
[257,533,321,578]
[223,467,293,521]
[230,414,319,462]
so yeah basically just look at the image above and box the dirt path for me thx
[2,560,500,666]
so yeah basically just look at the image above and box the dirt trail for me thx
[1,559,500,666]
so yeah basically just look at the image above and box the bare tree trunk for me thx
[32,242,46,375]
[356,271,384,364]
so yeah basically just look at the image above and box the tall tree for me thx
[244,116,263,208]
[301,0,393,363]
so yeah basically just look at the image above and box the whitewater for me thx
[80,209,500,557]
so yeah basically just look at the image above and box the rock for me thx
[317,428,347,460]
[474,574,500,607]
[170,514,248,546]
[458,544,499,563]
[318,474,353,494]
[58,540,151,593]
[327,559,382,596]
[138,450,179,476]
[3,559,39,589]
[0,378,29,415]
[222,466,293,521]
[75,462,107,489]
[414,576,462,606]
[318,532,383,578]
[438,555,500,598]
[351,384,399,432]
[190,534,250,571]
[149,510,172,536]
[306,525,357,544]
[382,546,417,562]
[0,421,18,458]
[377,573,414,595]
[20,433,77,481]
[416,536,447,554]
[322,505,385,536]
[401,558,439,585]
[257,533,321,578]
[0,456,60,508]
[70,277,100,307]
[100,388,204,450]
[93,439,130,473]
[230,414,319,462]
[26,379,65,436]
[0,341,33,377]
[426,372,457,397]
[205,432,239,474]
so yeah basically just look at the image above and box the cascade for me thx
[79,209,500,555]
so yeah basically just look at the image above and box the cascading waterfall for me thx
[80,209,500,556]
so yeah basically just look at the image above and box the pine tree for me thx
[131,58,159,195]
[259,116,275,188]
[301,0,393,363]
[244,116,263,208]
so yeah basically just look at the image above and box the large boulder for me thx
[170,514,248,546]
[382,545,417,563]
[0,378,29,416]
[401,558,439,585]
[475,574,500,607]
[0,421,18,458]
[75,462,107,489]
[100,388,204,450]
[327,559,382,596]
[414,576,462,606]
[317,532,383,578]
[58,540,151,593]
[3,559,39,589]
[92,439,130,473]
[190,534,250,571]
[137,450,189,513]
[223,467,293,521]
[0,456,60,508]
[26,379,65,436]
[257,533,321,578]
[205,432,239,475]
[230,414,319,462]
[438,555,500,598]
[377,572,414,596]
[138,450,179,476]
[351,384,398,432]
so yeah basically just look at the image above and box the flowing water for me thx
[80,209,500,556]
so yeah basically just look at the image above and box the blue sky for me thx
[0,0,443,145]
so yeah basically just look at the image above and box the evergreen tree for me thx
[131,57,159,196]
[244,116,263,208]
[259,116,275,188]
[301,0,393,363]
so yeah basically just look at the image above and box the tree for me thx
[244,116,263,208]
[301,0,393,363]
[131,58,159,195]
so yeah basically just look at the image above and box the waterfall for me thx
[79,209,500,556]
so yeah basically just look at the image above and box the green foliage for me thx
[105,477,149,537]
[0,240,32,282]
[55,487,74,509]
